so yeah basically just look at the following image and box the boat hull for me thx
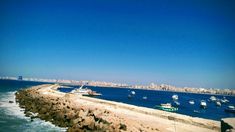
[224,109,235,113]
[154,105,178,112]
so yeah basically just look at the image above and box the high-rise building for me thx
[18,76,23,80]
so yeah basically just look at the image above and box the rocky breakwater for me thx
[15,84,127,132]
[15,84,220,132]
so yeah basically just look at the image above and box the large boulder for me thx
[221,118,235,132]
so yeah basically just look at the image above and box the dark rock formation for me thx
[221,118,235,132]
[8,101,14,103]
[15,86,127,132]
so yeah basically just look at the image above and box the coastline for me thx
[15,84,221,131]
[1,78,234,96]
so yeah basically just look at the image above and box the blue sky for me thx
[1,0,235,88]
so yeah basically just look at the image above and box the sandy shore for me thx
[15,84,220,132]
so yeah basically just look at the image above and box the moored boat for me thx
[189,100,195,105]
[173,101,180,107]
[154,103,178,112]
[209,96,216,102]
[131,91,136,95]
[215,101,221,107]
[221,97,229,103]
[200,100,207,109]
[172,94,178,100]
[142,96,147,100]
[70,85,101,96]
[224,105,235,113]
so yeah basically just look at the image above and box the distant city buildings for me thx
[0,76,234,95]
[18,76,23,80]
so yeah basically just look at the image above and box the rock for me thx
[25,111,32,117]
[83,116,95,129]
[67,111,76,119]
[221,118,235,132]
[39,107,47,114]
[119,123,127,130]
[79,110,88,119]
[72,118,81,125]
[9,101,14,103]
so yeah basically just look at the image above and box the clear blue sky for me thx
[1,0,235,89]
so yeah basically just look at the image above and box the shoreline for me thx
[1,79,234,96]
[61,84,235,97]
[15,84,222,131]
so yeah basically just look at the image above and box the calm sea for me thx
[0,80,235,131]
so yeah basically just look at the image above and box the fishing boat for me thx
[154,103,178,112]
[173,101,180,107]
[70,85,101,96]
[172,94,178,100]
[193,110,200,113]
[127,94,132,99]
[209,96,216,102]
[131,91,136,95]
[200,100,207,109]
[221,97,229,103]
[224,105,235,113]
[215,101,221,107]
[142,96,147,100]
[189,100,195,105]
[128,90,136,99]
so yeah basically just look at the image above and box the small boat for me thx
[224,105,235,113]
[154,103,178,112]
[221,97,229,103]
[200,100,207,109]
[131,91,136,95]
[172,94,178,100]
[142,96,147,100]
[193,110,200,113]
[189,100,195,105]
[215,101,221,107]
[71,85,101,96]
[209,96,217,102]
[128,91,135,99]
[173,101,180,107]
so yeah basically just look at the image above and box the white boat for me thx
[71,85,101,96]
[209,96,217,102]
[173,101,180,106]
[131,91,136,95]
[200,100,207,108]
[189,100,195,105]
[225,105,235,113]
[215,101,221,107]
[154,103,178,112]
[221,97,229,103]
[142,96,147,100]
[172,94,178,100]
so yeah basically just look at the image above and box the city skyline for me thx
[1,0,235,89]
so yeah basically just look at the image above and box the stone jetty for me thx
[15,84,221,132]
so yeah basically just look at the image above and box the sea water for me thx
[0,80,66,132]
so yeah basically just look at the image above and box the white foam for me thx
[21,118,67,132]
[0,91,67,131]
[0,91,26,119]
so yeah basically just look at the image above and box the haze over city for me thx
[1,0,235,89]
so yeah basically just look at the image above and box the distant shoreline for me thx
[1,78,234,96]
[65,84,235,97]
